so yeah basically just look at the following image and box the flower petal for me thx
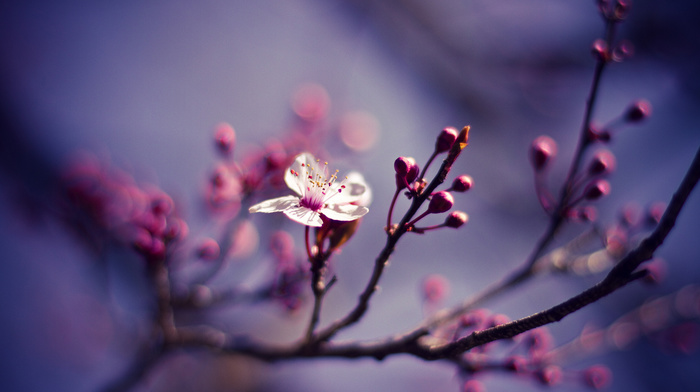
[331,171,371,205]
[283,206,324,227]
[284,153,316,196]
[248,195,300,214]
[321,203,369,222]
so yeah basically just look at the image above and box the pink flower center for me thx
[293,161,346,212]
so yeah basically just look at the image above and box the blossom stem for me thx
[407,211,431,228]
[304,225,313,261]
[387,188,400,230]
[419,151,439,182]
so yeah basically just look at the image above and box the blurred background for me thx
[1,0,699,391]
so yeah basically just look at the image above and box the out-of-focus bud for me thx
[197,238,221,261]
[614,0,631,20]
[583,365,613,390]
[421,274,450,303]
[270,230,295,262]
[214,123,236,154]
[584,179,611,200]
[435,127,459,153]
[591,39,609,62]
[642,258,667,285]
[625,100,652,123]
[530,135,558,171]
[588,150,616,175]
[612,40,634,62]
[537,365,562,386]
[579,205,598,222]
[428,191,454,214]
[445,211,469,228]
[504,356,527,373]
[646,201,666,225]
[462,380,485,392]
[619,202,641,228]
[451,175,473,192]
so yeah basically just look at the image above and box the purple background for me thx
[1,1,699,391]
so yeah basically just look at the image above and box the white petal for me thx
[284,153,316,196]
[248,195,300,214]
[331,171,371,206]
[321,204,369,222]
[282,206,324,227]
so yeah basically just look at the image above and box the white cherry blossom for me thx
[248,153,370,227]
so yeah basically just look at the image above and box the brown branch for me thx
[222,144,700,362]
[308,126,470,344]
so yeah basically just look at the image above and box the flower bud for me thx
[625,100,651,123]
[451,175,473,192]
[406,162,420,183]
[197,238,221,261]
[435,127,459,153]
[214,123,236,154]
[427,191,454,214]
[445,211,468,228]
[584,179,611,200]
[394,156,413,176]
[614,0,631,20]
[579,205,598,222]
[422,274,449,303]
[583,365,612,390]
[537,365,562,386]
[530,135,557,171]
[588,150,616,175]
[504,356,527,373]
[462,380,485,392]
[394,157,419,190]
[591,39,609,62]
[612,40,634,62]
[646,201,666,225]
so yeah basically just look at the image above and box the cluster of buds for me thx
[586,100,652,144]
[388,127,471,234]
[448,309,613,390]
[62,153,188,264]
[529,105,652,220]
[597,0,631,22]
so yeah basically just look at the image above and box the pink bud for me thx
[445,211,468,228]
[583,365,612,390]
[428,191,454,214]
[612,40,634,62]
[451,175,473,192]
[578,206,598,222]
[584,179,611,200]
[588,150,616,175]
[435,127,459,153]
[462,380,485,392]
[614,0,631,19]
[625,100,651,123]
[394,156,413,176]
[642,258,667,285]
[537,365,562,386]
[504,356,527,373]
[197,238,221,261]
[214,123,236,154]
[530,136,557,171]
[646,201,666,225]
[591,39,609,62]
[422,274,450,303]
[394,157,419,190]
